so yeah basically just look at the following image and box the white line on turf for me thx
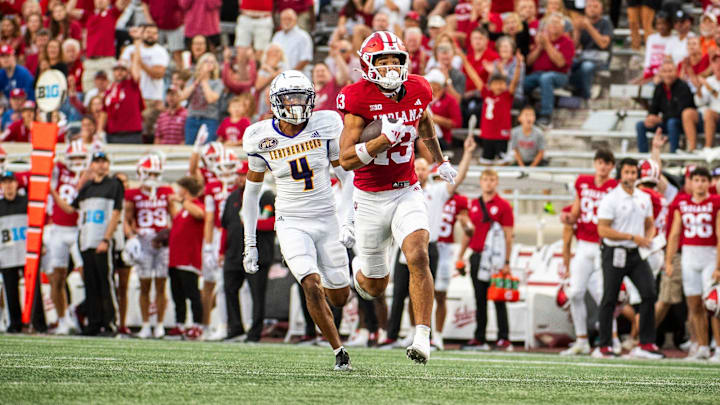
[432,356,720,372]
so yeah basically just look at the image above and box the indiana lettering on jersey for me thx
[579,186,607,200]
[678,200,714,213]
[269,139,323,160]
[59,172,79,187]
[372,108,424,123]
[134,196,169,209]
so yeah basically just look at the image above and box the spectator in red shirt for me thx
[405,27,428,76]
[21,12,42,52]
[312,61,344,112]
[104,59,144,144]
[1,100,35,142]
[524,13,575,126]
[477,55,523,163]
[426,69,462,149]
[456,168,514,350]
[221,46,258,96]
[336,0,372,40]
[22,27,48,76]
[517,0,540,41]
[49,3,82,43]
[679,37,711,88]
[217,95,252,147]
[81,0,130,95]
[275,0,315,33]
[458,27,498,125]
[1,88,25,130]
[180,0,221,50]
[463,0,503,46]
[141,0,185,68]
[154,85,187,144]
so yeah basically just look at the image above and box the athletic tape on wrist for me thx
[355,143,374,165]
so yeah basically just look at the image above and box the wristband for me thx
[355,143,374,165]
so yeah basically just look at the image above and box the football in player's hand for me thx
[359,117,399,143]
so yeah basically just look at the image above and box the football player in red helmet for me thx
[45,140,90,335]
[188,123,223,186]
[124,154,175,339]
[337,30,458,364]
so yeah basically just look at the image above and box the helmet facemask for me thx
[67,155,88,174]
[271,90,315,125]
[361,52,409,91]
[139,169,162,189]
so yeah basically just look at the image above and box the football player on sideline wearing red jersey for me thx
[337,31,458,364]
[46,140,90,335]
[666,167,720,361]
[202,149,240,341]
[123,154,175,339]
[560,149,617,356]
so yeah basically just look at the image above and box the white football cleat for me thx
[612,338,622,355]
[685,345,711,361]
[710,350,720,363]
[136,324,152,339]
[560,340,591,356]
[406,341,430,365]
[629,344,665,360]
[153,325,165,339]
[205,326,228,342]
[345,329,369,348]
[53,318,71,335]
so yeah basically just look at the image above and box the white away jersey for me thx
[244,110,343,218]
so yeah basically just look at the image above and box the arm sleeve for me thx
[328,137,341,161]
[241,180,262,246]
[333,164,355,223]
[204,194,215,212]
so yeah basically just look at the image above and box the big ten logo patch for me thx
[84,210,106,225]
[2,226,27,244]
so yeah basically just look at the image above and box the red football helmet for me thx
[637,159,660,185]
[358,31,409,90]
[556,280,570,311]
[137,153,163,188]
[215,148,239,184]
[65,139,89,173]
[704,285,720,317]
[201,141,224,171]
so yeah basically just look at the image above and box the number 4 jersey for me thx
[337,74,433,192]
[575,175,618,243]
[243,110,343,218]
[676,194,720,246]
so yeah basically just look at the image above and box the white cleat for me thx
[560,340,591,356]
[53,318,71,335]
[629,344,665,360]
[136,325,152,339]
[205,327,227,342]
[710,350,720,363]
[345,329,369,348]
[352,257,375,301]
[612,338,622,355]
[685,346,711,361]
[153,325,165,339]
[406,342,430,365]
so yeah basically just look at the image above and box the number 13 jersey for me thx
[337,74,433,192]
[243,110,343,218]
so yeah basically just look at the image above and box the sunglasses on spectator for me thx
[437,45,453,53]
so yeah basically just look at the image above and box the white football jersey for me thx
[244,110,343,218]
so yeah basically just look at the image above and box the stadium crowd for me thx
[1,0,720,362]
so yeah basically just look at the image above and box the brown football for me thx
[359,117,398,143]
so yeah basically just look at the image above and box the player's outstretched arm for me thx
[447,135,477,195]
[339,113,393,171]
[241,169,265,274]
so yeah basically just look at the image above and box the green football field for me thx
[2,335,720,405]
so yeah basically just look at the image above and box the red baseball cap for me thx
[21,100,36,111]
[10,88,26,98]
[0,45,14,56]
[237,160,249,175]
[685,164,697,178]
[405,11,420,21]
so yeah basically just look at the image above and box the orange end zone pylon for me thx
[22,122,58,324]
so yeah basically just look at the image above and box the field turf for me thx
[2,335,720,404]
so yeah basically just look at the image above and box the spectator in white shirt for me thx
[667,10,696,64]
[695,54,720,149]
[631,11,672,85]
[271,9,313,78]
